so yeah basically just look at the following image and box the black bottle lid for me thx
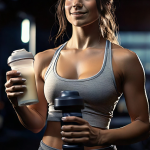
[54,91,84,110]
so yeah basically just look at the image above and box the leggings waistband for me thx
[38,140,62,150]
[38,140,117,150]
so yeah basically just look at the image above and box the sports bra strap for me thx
[44,42,68,80]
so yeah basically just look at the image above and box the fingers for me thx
[62,116,88,125]
[62,137,89,144]
[7,91,24,99]
[61,131,89,138]
[5,78,26,88]
[5,85,27,93]
[6,70,21,81]
[61,117,100,147]
[61,125,89,132]
[5,84,26,100]
[5,70,27,106]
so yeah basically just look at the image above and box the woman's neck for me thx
[68,19,104,50]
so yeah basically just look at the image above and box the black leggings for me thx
[38,140,117,150]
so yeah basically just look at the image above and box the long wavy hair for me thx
[50,0,119,45]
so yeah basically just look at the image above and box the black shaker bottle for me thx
[54,91,84,150]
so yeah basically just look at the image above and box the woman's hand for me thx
[5,70,27,107]
[61,116,103,147]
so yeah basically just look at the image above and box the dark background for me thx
[0,0,150,150]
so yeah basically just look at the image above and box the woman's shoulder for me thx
[111,42,138,63]
[111,42,142,75]
[112,42,135,55]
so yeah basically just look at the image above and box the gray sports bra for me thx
[44,40,121,129]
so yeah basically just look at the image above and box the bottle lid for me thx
[7,49,34,65]
[54,91,84,110]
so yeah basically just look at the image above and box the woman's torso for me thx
[42,39,123,150]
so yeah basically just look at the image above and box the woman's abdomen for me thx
[42,121,63,149]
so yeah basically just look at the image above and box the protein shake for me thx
[7,49,39,106]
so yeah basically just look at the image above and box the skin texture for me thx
[5,0,149,149]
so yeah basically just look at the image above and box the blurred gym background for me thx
[0,0,150,150]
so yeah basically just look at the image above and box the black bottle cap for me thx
[54,91,84,110]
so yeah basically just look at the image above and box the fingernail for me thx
[61,126,63,130]
[62,117,66,120]
[22,85,27,88]
[17,71,21,74]
[62,137,65,140]
[22,78,26,81]
[20,92,24,94]
[17,71,22,76]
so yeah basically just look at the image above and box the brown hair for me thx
[50,0,119,45]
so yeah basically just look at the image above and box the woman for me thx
[5,0,150,150]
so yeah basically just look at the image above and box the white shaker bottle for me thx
[7,49,39,106]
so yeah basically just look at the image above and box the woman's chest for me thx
[56,49,104,80]
[56,49,122,95]
[44,48,121,107]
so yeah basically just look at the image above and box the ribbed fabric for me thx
[44,40,120,129]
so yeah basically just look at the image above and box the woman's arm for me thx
[13,52,47,133]
[100,48,150,145]
[5,50,55,133]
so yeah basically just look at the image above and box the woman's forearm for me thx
[100,120,149,145]
[13,105,46,133]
